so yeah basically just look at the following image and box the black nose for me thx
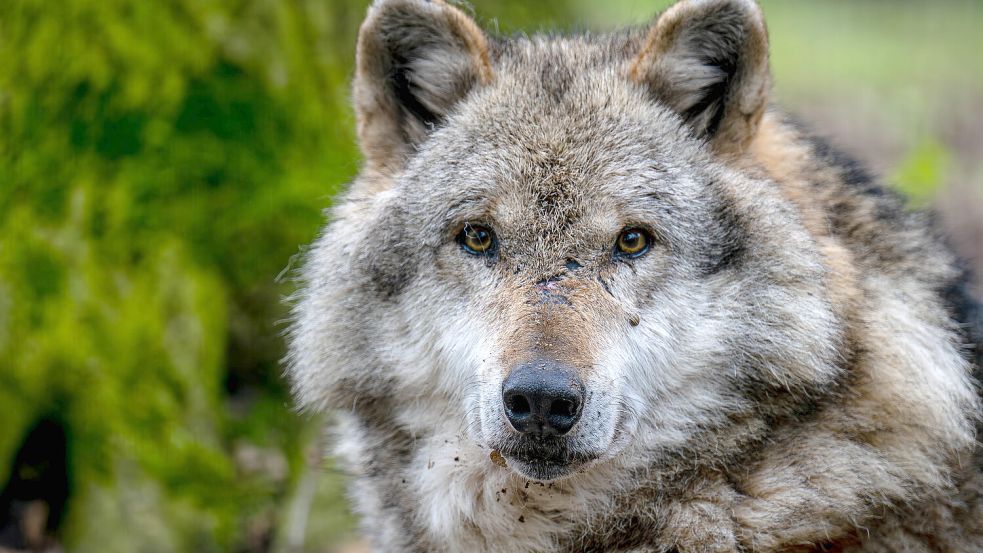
[502,360,585,437]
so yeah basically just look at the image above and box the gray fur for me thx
[287,0,983,551]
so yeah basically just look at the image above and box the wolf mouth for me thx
[496,438,600,481]
[507,457,581,481]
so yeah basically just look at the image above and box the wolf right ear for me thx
[353,0,493,176]
[630,0,770,154]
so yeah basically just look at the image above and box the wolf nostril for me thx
[508,395,531,416]
[549,398,575,418]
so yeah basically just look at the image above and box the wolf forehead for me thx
[405,35,709,189]
[371,49,731,240]
[368,128,735,276]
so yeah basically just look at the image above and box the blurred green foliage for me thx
[0,0,979,552]
[0,0,366,549]
[893,139,953,205]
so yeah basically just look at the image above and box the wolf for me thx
[286,0,983,551]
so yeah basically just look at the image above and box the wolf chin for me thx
[287,0,983,551]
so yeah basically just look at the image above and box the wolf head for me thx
[289,0,843,482]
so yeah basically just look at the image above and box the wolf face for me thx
[292,0,840,482]
[288,1,981,550]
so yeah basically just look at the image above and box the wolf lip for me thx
[507,456,579,482]
[495,441,598,481]
[505,449,569,467]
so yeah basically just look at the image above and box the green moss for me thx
[0,0,365,549]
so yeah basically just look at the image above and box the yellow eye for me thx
[458,224,496,255]
[616,228,650,257]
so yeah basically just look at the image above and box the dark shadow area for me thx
[0,417,71,551]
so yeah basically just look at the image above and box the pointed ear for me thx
[354,0,493,174]
[629,0,770,153]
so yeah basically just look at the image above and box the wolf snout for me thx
[502,360,585,437]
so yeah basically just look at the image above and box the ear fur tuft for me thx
[353,0,493,177]
[630,0,770,153]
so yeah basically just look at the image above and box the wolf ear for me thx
[354,0,493,174]
[630,0,770,153]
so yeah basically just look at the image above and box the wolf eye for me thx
[616,228,650,258]
[457,224,496,255]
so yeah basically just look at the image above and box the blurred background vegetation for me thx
[0,1,980,552]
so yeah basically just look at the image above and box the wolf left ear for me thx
[354,0,493,176]
[630,0,770,153]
